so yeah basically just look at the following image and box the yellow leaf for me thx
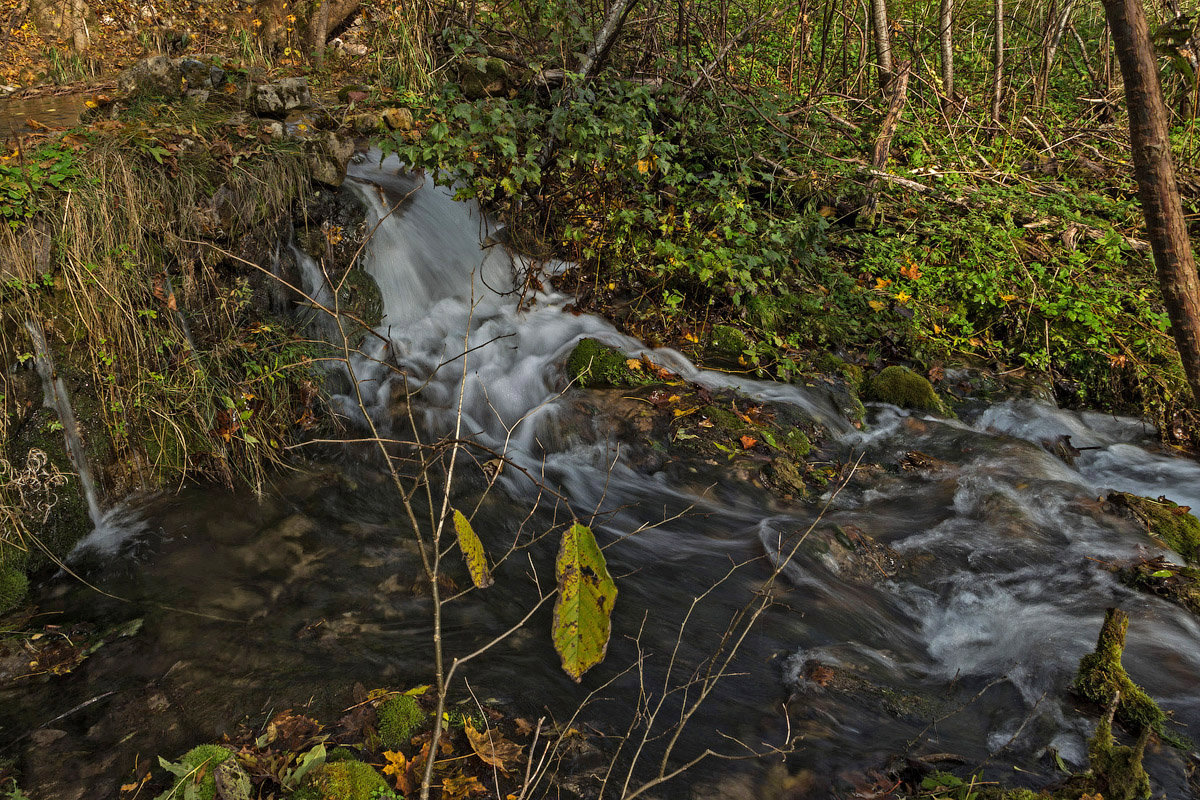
[868,300,886,312]
[874,277,892,290]
[893,291,911,304]
[672,407,697,417]
[999,293,1017,302]
[683,332,699,343]
[452,509,494,588]
[442,772,487,799]
[625,358,643,370]
[464,722,524,772]
[382,750,407,779]
[667,394,681,403]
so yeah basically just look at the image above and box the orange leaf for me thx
[739,435,757,449]
[900,263,921,280]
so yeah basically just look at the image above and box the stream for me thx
[3,155,1200,798]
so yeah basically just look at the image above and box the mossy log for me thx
[1073,608,1165,736]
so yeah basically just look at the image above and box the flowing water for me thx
[4,157,1200,798]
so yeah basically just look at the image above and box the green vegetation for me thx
[305,761,388,800]
[378,694,425,750]
[0,565,28,615]
[1108,492,1200,563]
[156,744,234,800]
[865,366,948,414]
[1073,608,1166,737]
[564,338,646,389]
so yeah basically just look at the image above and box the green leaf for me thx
[453,508,493,588]
[552,522,616,682]
[1151,569,1174,578]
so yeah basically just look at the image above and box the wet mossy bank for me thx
[0,61,382,614]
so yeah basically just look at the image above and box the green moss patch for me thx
[1107,492,1200,564]
[864,365,947,414]
[1073,608,1166,738]
[306,761,388,800]
[565,338,648,389]
[378,693,425,750]
[1119,558,1200,616]
[0,565,29,615]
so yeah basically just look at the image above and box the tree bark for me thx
[939,0,954,103]
[1102,0,1200,402]
[578,0,640,79]
[992,0,1004,122]
[310,0,331,64]
[871,0,893,92]
[864,63,910,220]
[1036,0,1075,106]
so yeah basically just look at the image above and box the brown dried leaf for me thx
[464,722,524,773]
[442,772,488,799]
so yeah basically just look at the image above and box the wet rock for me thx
[1119,557,1200,617]
[309,132,356,187]
[116,55,227,101]
[707,323,751,359]
[792,658,936,721]
[245,76,312,117]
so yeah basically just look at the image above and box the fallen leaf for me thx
[625,358,643,370]
[464,723,524,773]
[739,435,757,449]
[442,772,487,799]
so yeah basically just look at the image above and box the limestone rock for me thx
[381,107,414,131]
[246,76,312,117]
[309,132,355,187]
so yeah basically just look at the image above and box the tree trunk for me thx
[310,0,331,64]
[992,0,1004,122]
[939,0,954,102]
[1102,0,1200,402]
[1036,0,1075,106]
[871,0,893,91]
[864,63,910,220]
[578,0,640,79]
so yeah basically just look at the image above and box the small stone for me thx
[381,107,414,131]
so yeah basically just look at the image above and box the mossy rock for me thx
[565,339,646,389]
[765,458,807,497]
[708,324,751,358]
[1119,559,1200,616]
[0,564,29,615]
[457,57,509,99]
[1073,608,1165,737]
[1087,712,1151,800]
[1108,492,1200,564]
[306,761,388,800]
[783,429,811,458]
[378,693,424,750]
[864,365,947,414]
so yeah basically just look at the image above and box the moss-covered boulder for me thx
[378,693,424,750]
[1119,558,1200,616]
[708,324,751,359]
[457,57,510,99]
[565,339,647,389]
[306,761,388,800]
[0,564,29,615]
[864,365,946,414]
[1073,608,1165,736]
[1107,492,1200,564]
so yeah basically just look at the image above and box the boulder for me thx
[246,76,312,117]
[381,106,414,131]
[309,132,356,187]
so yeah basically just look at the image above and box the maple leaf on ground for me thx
[442,772,487,799]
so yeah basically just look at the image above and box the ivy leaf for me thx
[552,523,617,682]
[453,509,494,588]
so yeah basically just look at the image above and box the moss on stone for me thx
[1073,609,1165,737]
[565,339,645,389]
[307,761,388,800]
[0,564,29,615]
[865,365,946,414]
[1119,559,1200,616]
[783,429,811,458]
[378,693,424,750]
[1108,492,1200,564]
[708,324,750,358]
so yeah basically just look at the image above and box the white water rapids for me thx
[31,155,1200,797]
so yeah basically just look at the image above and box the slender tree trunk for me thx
[310,0,330,64]
[1036,0,1075,105]
[871,0,893,91]
[992,0,1005,122]
[1102,0,1200,402]
[939,0,954,103]
[578,0,639,78]
[864,64,910,219]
